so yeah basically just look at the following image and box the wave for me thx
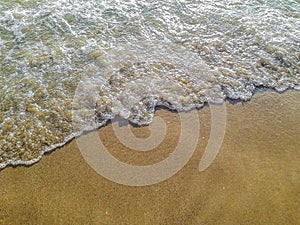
[0,0,299,169]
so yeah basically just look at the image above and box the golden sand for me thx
[0,90,299,225]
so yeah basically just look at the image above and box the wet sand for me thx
[0,90,299,225]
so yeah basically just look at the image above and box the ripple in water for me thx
[0,0,299,168]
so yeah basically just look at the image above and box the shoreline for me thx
[0,88,298,171]
[0,90,299,224]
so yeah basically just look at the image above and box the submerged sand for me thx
[0,90,299,225]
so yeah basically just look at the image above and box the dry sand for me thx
[0,90,299,225]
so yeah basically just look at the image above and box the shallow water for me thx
[0,0,299,168]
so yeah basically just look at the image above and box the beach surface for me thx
[0,90,299,225]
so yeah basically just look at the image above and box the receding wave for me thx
[0,0,299,168]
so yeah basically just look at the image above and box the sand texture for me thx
[0,90,299,225]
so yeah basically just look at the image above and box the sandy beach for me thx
[0,90,299,225]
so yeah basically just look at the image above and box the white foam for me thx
[0,0,299,169]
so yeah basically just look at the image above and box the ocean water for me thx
[0,0,299,169]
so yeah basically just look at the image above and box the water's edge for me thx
[1,87,297,171]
